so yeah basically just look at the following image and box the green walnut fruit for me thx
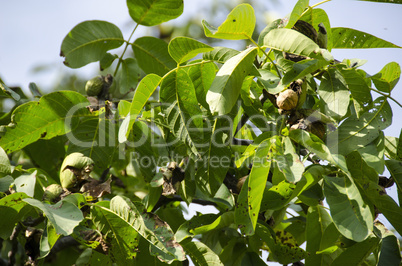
[43,184,63,202]
[276,89,298,111]
[60,152,94,189]
[85,76,104,96]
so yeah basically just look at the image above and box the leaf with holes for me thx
[203,3,256,40]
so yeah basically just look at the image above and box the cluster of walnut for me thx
[275,79,327,141]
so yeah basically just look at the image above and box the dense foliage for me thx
[1,0,402,265]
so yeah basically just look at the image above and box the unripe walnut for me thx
[60,152,94,189]
[85,76,104,96]
[276,89,298,110]
[43,184,63,203]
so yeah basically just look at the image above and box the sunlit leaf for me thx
[24,198,84,235]
[0,91,90,153]
[371,62,401,93]
[332,27,401,49]
[206,47,258,115]
[0,147,11,176]
[119,74,162,143]
[126,0,183,26]
[263,28,332,61]
[202,3,255,40]
[327,97,392,155]
[300,8,333,50]
[187,61,216,109]
[168,37,213,64]
[202,47,239,64]
[132,37,176,76]
[235,139,271,235]
[60,20,124,68]
[180,238,224,266]
[285,0,310,29]
[282,58,329,85]
[14,171,36,197]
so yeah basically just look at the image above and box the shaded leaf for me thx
[60,20,124,68]
[0,193,30,239]
[0,81,21,101]
[181,238,224,266]
[358,0,402,3]
[331,234,379,266]
[260,180,296,211]
[0,146,11,176]
[96,196,185,263]
[376,221,402,266]
[160,69,204,156]
[332,27,401,49]
[118,58,142,94]
[202,4,255,40]
[300,8,333,50]
[0,91,90,153]
[318,68,350,119]
[168,37,213,64]
[126,0,183,26]
[187,61,216,109]
[206,47,258,115]
[323,174,373,242]
[67,116,118,175]
[282,58,329,85]
[24,198,84,235]
[132,37,176,76]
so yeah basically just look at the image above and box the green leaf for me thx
[305,206,337,265]
[263,28,331,61]
[0,147,11,176]
[285,0,310,29]
[273,136,305,183]
[0,91,90,153]
[331,234,380,266]
[14,171,36,197]
[0,81,21,101]
[300,8,333,50]
[202,3,255,40]
[119,74,162,143]
[255,223,307,264]
[318,68,350,119]
[376,222,402,266]
[282,58,329,85]
[67,116,118,174]
[258,19,286,46]
[260,180,296,211]
[0,193,30,239]
[202,47,239,64]
[371,62,401,93]
[39,222,60,259]
[160,69,204,156]
[100,53,118,71]
[168,37,213,64]
[187,61,216,109]
[235,139,272,235]
[132,37,176,76]
[323,175,373,242]
[289,129,348,172]
[384,136,398,159]
[126,0,183,26]
[191,212,234,236]
[24,136,66,178]
[327,97,392,155]
[24,198,84,235]
[331,27,401,49]
[338,67,372,113]
[180,238,224,266]
[175,214,220,242]
[385,159,402,196]
[60,20,124,68]
[206,47,258,115]
[118,58,142,94]
[95,196,186,263]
